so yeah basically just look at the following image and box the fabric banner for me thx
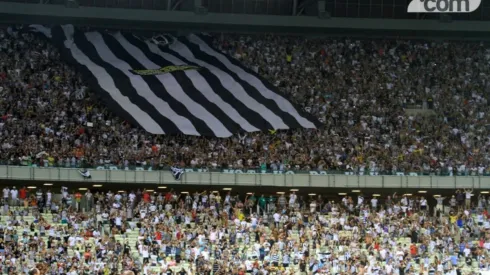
[30,24,320,137]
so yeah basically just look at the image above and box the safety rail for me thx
[1,166,489,189]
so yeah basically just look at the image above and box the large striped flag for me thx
[30,24,320,137]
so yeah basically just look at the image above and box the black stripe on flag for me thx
[163,40,281,131]
[121,33,271,133]
[72,30,179,134]
[162,45,275,132]
[187,34,320,129]
[49,26,163,134]
[98,33,218,136]
[120,33,243,134]
[180,37,305,130]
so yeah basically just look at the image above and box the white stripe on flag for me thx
[59,27,165,134]
[85,31,200,136]
[188,34,317,129]
[112,32,232,138]
[168,39,289,130]
[143,39,260,133]
[30,25,52,38]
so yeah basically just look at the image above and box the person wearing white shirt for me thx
[10,187,18,206]
[129,192,136,202]
[250,215,258,229]
[273,212,281,228]
[201,193,208,205]
[478,165,485,175]
[434,195,445,216]
[84,190,93,211]
[448,165,453,176]
[201,248,210,260]
[289,192,297,209]
[465,188,473,209]
[101,212,109,224]
[114,193,122,202]
[141,246,149,263]
[357,195,364,206]
[310,200,317,213]
[68,236,76,248]
[385,261,393,274]
[371,197,378,209]
[401,195,408,206]
[115,215,122,229]
[420,197,428,212]
[245,260,253,273]
[2,187,9,203]
[46,190,52,206]
[74,249,81,260]
[379,248,387,260]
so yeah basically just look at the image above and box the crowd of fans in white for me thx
[1,27,490,175]
[0,186,489,275]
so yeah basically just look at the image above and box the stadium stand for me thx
[0,187,488,274]
[1,24,490,274]
[1,27,490,176]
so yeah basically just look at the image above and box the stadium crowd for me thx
[1,25,490,275]
[0,186,489,274]
[1,27,490,175]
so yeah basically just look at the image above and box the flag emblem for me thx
[130,65,199,76]
[30,24,321,137]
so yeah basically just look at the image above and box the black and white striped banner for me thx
[30,24,320,137]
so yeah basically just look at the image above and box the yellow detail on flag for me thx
[130,65,199,76]
[268,129,277,135]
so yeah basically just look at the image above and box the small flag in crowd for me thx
[78,169,92,179]
[171,166,184,180]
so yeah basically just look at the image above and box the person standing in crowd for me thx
[465,188,473,209]
[85,189,93,212]
[19,186,27,208]
[434,195,446,217]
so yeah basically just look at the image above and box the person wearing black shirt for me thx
[299,259,306,273]
[465,256,472,266]
[398,260,406,275]
[410,228,419,244]
[123,242,130,256]
[175,247,182,263]
[427,96,434,109]
[212,261,220,274]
